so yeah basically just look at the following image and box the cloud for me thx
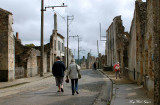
[0,0,137,59]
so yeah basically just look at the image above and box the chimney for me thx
[16,32,19,39]
[54,13,57,31]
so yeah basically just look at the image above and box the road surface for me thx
[0,70,111,105]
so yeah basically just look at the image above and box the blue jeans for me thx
[71,79,78,94]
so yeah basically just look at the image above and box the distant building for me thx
[81,56,86,69]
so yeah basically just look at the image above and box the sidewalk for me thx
[99,70,154,105]
[0,72,53,89]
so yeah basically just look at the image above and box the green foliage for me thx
[25,43,35,47]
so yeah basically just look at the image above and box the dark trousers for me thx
[71,79,78,94]
[115,70,121,79]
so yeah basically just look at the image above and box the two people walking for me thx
[52,56,81,95]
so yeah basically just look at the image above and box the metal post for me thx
[66,15,74,68]
[67,16,69,69]
[40,3,67,76]
[74,49,75,58]
[78,37,79,65]
[97,40,99,56]
[40,0,44,77]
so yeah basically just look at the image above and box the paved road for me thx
[0,70,111,105]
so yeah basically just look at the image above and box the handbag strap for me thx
[76,64,78,71]
[76,64,79,73]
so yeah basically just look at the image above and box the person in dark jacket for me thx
[52,56,66,92]
[93,62,96,70]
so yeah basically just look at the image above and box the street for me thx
[0,70,111,105]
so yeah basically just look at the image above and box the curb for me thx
[0,73,53,89]
[98,69,115,105]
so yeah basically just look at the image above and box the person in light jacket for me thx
[67,58,81,95]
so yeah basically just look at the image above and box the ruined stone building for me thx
[105,16,128,69]
[0,8,15,81]
[51,13,65,62]
[86,53,96,69]
[128,0,160,103]
[0,9,73,82]
[15,33,41,78]
[128,0,155,96]
[80,56,86,69]
[152,0,160,104]
[105,0,160,103]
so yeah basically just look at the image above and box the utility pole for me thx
[90,49,92,55]
[74,49,75,58]
[97,40,99,56]
[67,16,69,69]
[40,2,67,77]
[40,0,44,77]
[67,15,74,68]
[99,23,107,41]
[79,49,85,65]
[78,37,80,65]
[69,35,79,65]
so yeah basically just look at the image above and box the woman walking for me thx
[67,58,81,95]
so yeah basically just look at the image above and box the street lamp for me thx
[40,0,67,77]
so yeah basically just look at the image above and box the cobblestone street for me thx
[0,70,110,105]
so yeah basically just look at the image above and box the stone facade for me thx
[128,1,147,83]
[15,38,40,77]
[105,16,128,70]
[127,0,155,96]
[0,8,15,81]
[105,0,160,100]
[152,0,160,104]
[51,13,65,63]
[80,56,86,69]
[0,9,73,81]
[86,53,96,69]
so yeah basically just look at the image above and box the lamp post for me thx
[69,35,81,65]
[67,15,74,68]
[40,0,44,77]
[40,1,67,77]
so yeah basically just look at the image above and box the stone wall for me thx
[80,56,86,69]
[136,1,147,85]
[128,0,156,97]
[152,0,160,104]
[26,48,38,77]
[0,8,72,81]
[128,1,148,83]
[86,53,96,69]
[105,16,128,69]
[143,0,154,95]
[0,8,15,81]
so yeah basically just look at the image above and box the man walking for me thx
[52,56,66,92]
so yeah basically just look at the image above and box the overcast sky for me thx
[0,0,146,59]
